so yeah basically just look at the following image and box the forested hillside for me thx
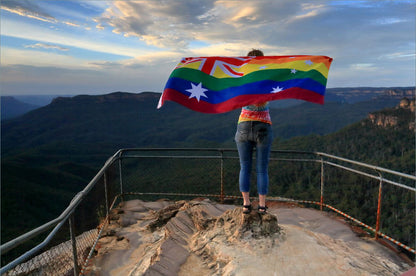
[279,99,415,173]
[1,91,403,158]
[275,99,415,250]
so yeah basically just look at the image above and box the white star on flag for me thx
[271,86,284,93]
[186,82,208,102]
[259,66,267,69]
[305,60,313,65]
[291,69,297,74]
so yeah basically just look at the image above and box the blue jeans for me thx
[235,121,273,195]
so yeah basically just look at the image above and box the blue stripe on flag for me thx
[164,77,326,104]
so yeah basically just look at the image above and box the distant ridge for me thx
[51,91,158,104]
[1,96,40,120]
[325,86,415,103]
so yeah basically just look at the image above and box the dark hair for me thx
[247,49,264,56]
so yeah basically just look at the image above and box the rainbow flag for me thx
[157,55,333,113]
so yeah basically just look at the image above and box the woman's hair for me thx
[247,49,264,56]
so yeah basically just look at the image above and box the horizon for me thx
[1,86,413,110]
[2,85,415,98]
[1,0,415,96]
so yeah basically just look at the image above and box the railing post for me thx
[320,158,324,211]
[69,214,80,276]
[118,158,124,202]
[104,171,110,221]
[220,150,224,203]
[375,174,383,240]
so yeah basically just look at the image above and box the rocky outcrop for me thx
[127,199,280,275]
[386,88,415,98]
[399,97,415,113]
[368,98,415,130]
[84,199,411,276]
[368,113,398,128]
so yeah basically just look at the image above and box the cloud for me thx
[92,0,415,64]
[2,18,144,58]
[24,43,69,51]
[289,3,327,22]
[2,0,87,30]
[94,0,217,48]
[94,0,295,48]
[188,42,270,56]
[90,0,330,51]
[62,21,81,28]
[1,0,56,22]
[2,47,86,68]
[1,64,113,94]
[350,63,377,71]
[89,50,183,71]
[0,61,170,94]
[381,52,416,60]
[2,45,179,74]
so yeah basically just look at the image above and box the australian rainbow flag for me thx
[157,55,333,113]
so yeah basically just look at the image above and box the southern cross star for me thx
[305,60,313,65]
[186,82,208,102]
[271,86,284,93]
[291,69,297,74]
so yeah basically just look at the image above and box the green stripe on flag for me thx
[169,67,328,91]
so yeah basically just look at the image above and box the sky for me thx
[1,0,415,96]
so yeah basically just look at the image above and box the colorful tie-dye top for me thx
[238,102,272,124]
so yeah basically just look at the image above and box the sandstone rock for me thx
[147,201,186,231]
[212,207,281,240]
[84,200,411,276]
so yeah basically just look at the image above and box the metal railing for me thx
[1,148,415,275]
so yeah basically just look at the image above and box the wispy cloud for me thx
[2,47,85,68]
[380,52,416,60]
[62,21,81,27]
[289,3,327,22]
[350,63,377,71]
[24,43,69,51]
[2,18,141,58]
[2,0,87,29]
[1,0,56,22]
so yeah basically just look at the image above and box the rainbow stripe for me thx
[158,55,333,113]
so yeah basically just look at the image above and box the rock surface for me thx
[84,199,412,276]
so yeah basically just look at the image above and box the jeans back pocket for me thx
[235,123,250,142]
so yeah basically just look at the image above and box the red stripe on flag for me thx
[160,88,324,114]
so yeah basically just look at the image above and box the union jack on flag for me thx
[177,56,253,77]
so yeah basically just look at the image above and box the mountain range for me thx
[2,87,412,153]
[2,86,413,120]
[1,96,40,120]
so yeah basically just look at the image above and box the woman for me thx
[235,49,273,214]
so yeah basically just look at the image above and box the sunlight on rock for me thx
[84,199,411,276]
